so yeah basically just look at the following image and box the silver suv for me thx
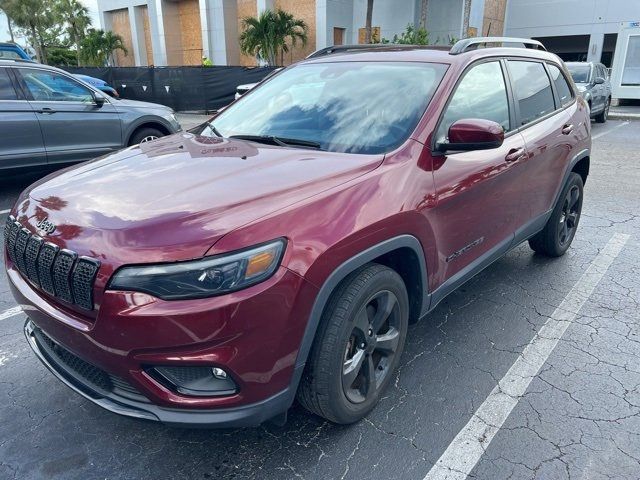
[566,61,612,123]
[0,60,181,170]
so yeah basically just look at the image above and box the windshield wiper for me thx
[206,121,223,137]
[229,134,322,150]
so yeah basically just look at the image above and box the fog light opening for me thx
[151,365,237,397]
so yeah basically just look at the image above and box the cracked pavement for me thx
[0,120,638,479]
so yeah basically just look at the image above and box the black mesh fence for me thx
[63,66,276,112]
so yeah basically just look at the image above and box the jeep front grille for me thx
[4,215,100,310]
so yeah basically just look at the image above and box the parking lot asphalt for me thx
[0,119,639,480]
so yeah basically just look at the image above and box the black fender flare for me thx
[287,234,429,400]
[124,117,175,145]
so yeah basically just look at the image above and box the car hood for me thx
[14,133,383,266]
[113,98,172,111]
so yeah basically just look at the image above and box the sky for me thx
[1,0,101,44]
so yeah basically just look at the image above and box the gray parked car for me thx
[0,60,181,170]
[566,61,612,123]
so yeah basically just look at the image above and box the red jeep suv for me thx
[5,38,590,427]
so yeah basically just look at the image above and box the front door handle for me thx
[38,107,56,115]
[562,124,574,135]
[505,147,525,162]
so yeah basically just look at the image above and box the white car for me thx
[234,68,282,100]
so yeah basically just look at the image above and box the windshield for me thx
[567,64,591,83]
[210,61,447,154]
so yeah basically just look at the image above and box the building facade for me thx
[96,0,508,66]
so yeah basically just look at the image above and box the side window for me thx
[438,61,510,140]
[0,69,17,100]
[508,61,556,126]
[19,69,93,102]
[548,64,573,107]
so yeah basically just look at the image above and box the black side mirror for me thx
[594,77,605,85]
[93,92,107,107]
[437,118,505,153]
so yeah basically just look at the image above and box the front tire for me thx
[297,264,409,424]
[528,172,583,257]
[129,127,164,146]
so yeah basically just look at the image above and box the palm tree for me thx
[80,29,127,66]
[239,9,307,66]
[54,0,92,66]
[364,0,374,43]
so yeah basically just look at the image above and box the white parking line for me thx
[0,208,10,215]
[423,232,630,480]
[0,306,22,321]
[592,120,629,140]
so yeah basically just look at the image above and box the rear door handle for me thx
[505,147,525,162]
[562,124,574,135]
[38,107,56,115]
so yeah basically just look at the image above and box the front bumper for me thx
[8,257,317,427]
[25,320,297,427]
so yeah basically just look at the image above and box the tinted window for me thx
[438,61,510,140]
[509,61,556,126]
[548,64,573,107]
[212,62,447,155]
[20,69,93,102]
[567,63,591,83]
[0,69,17,100]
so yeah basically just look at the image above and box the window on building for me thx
[548,64,573,107]
[437,61,510,141]
[334,27,346,46]
[0,69,17,100]
[508,61,556,125]
[622,35,640,86]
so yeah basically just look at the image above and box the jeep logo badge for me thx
[36,217,56,235]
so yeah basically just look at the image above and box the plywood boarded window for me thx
[358,26,380,44]
[108,8,134,66]
[334,27,346,45]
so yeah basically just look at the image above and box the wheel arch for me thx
[571,155,590,185]
[291,235,428,388]
[126,120,173,146]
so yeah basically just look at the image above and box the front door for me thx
[0,68,46,169]
[15,66,122,164]
[429,60,527,289]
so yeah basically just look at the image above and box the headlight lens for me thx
[109,239,286,300]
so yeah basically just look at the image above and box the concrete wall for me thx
[505,0,640,63]
[426,0,464,45]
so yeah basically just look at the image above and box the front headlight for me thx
[109,239,286,300]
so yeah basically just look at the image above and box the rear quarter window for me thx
[548,64,573,107]
[508,60,556,126]
[0,69,17,100]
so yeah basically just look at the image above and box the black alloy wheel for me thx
[342,290,401,404]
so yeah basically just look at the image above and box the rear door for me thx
[507,59,577,228]
[14,66,122,164]
[0,67,46,169]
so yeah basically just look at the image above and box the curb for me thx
[608,112,640,120]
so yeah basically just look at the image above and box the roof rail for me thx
[449,37,546,55]
[0,58,36,64]
[306,44,445,59]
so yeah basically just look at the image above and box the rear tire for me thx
[297,264,409,424]
[528,172,583,257]
[595,98,610,123]
[129,127,164,146]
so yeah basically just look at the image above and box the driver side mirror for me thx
[437,119,505,153]
[93,92,107,108]
[594,76,605,85]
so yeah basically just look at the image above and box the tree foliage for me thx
[379,24,430,45]
[1,0,91,65]
[80,29,128,66]
[239,9,307,66]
